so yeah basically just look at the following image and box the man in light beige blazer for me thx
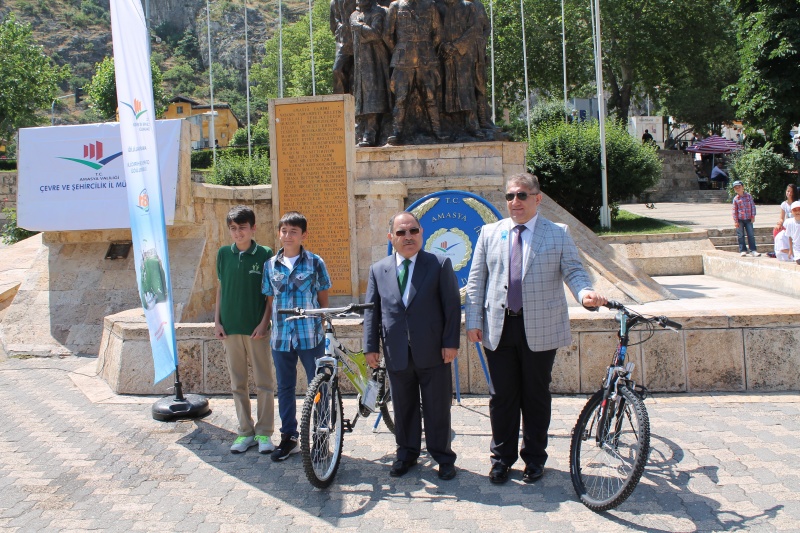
[465,172,607,484]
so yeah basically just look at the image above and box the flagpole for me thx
[520,0,531,142]
[309,0,316,96]
[561,0,568,120]
[206,0,216,163]
[489,0,496,123]
[244,0,252,160]
[592,0,610,228]
[278,0,284,98]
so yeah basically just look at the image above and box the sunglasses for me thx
[394,228,421,237]
[505,191,537,201]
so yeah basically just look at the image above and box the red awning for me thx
[686,135,742,154]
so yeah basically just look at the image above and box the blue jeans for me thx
[737,219,757,253]
[272,342,324,438]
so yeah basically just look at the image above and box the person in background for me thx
[731,180,760,257]
[784,201,800,265]
[773,220,791,262]
[710,161,729,188]
[779,184,799,226]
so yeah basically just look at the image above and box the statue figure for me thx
[385,0,447,144]
[350,0,392,146]
[331,0,358,94]
[470,0,495,131]
[437,0,482,138]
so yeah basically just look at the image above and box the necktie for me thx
[508,225,525,313]
[398,258,411,296]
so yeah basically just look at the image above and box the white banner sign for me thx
[17,120,181,232]
[110,0,177,384]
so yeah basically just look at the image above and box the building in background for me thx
[163,96,242,148]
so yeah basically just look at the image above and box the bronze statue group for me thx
[331,0,497,146]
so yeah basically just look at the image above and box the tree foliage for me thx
[251,0,335,99]
[0,13,69,138]
[86,57,166,120]
[727,0,800,147]
[728,146,792,203]
[527,119,661,227]
[491,0,738,124]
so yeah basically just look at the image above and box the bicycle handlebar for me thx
[277,303,375,316]
[604,301,683,330]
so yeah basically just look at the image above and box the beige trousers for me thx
[222,335,275,437]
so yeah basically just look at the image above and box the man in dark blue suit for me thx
[363,212,461,480]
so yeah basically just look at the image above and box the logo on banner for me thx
[121,98,148,119]
[57,141,123,170]
[137,189,150,212]
[403,191,503,304]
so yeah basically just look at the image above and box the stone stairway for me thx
[640,151,731,204]
[708,227,775,253]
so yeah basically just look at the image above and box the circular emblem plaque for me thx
[389,190,502,304]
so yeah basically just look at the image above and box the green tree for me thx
[251,0,335,99]
[527,119,661,227]
[659,2,739,135]
[492,0,735,123]
[86,57,167,120]
[728,146,792,203]
[727,0,800,147]
[0,13,69,138]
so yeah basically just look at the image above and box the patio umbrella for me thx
[685,135,742,154]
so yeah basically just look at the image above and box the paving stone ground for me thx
[1,354,798,532]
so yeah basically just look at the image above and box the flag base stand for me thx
[152,369,211,421]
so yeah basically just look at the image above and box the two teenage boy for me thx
[215,206,331,461]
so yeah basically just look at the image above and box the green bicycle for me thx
[278,303,394,488]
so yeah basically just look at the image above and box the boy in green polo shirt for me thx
[215,205,276,454]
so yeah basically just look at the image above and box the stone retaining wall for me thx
[0,171,17,222]
[98,306,800,396]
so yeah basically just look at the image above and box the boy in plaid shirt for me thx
[732,180,761,257]
[262,212,332,461]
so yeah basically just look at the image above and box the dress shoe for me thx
[522,464,544,483]
[489,463,510,484]
[437,463,457,480]
[389,458,417,477]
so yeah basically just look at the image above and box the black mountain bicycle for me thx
[569,300,682,511]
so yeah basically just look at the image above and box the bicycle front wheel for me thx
[299,373,344,488]
[376,365,395,434]
[569,385,650,511]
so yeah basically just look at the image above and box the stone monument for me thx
[339,0,499,145]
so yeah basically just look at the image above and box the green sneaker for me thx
[255,435,275,454]
[230,435,256,454]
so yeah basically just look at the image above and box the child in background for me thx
[784,201,800,265]
[773,220,791,262]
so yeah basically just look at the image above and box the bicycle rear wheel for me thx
[299,373,344,488]
[569,385,650,511]
[375,365,395,434]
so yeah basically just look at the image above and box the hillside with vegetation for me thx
[0,0,308,126]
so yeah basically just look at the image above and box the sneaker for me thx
[271,434,300,461]
[740,251,748,257]
[750,251,761,257]
[255,435,275,454]
[230,435,256,454]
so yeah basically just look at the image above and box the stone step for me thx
[708,227,774,237]
[709,234,774,246]
[715,245,773,254]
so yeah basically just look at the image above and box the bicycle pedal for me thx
[343,419,354,433]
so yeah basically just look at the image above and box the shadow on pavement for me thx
[600,433,783,531]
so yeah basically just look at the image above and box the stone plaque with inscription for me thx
[269,95,358,302]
